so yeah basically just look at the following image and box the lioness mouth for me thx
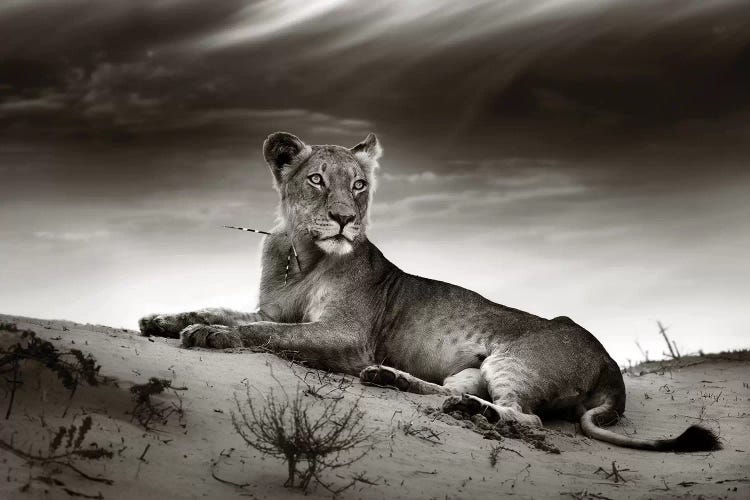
[322,234,351,242]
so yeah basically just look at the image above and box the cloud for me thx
[34,230,111,242]
[380,161,573,187]
[0,94,66,115]
[308,125,373,138]
[373,164,587,231]
[382,171,441,183]
[375,184,585,217]
[0,54,375,143]
[163,107,373,137]
[195,0,349,50]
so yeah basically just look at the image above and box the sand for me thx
[1,313,748,499]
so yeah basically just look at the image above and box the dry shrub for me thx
[231,382,375,494]
[0,414,114,496]
[0,326,101,419]
[129,377,187,430]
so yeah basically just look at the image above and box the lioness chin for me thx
[140,131,719,452]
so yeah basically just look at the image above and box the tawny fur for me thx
[140,132,720,453]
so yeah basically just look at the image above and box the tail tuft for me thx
[661,425,721,452]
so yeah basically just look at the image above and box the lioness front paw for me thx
[360,365,412,391]
[139,313,184,338]
[139,310,223,338]
[180,324,242,349]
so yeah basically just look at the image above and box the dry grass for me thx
[0,324,101,419]
[0,414,114,497]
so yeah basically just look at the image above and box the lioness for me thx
[141,132,719,452]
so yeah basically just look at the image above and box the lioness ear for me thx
[263,131,312,185]
[351,133,382,163]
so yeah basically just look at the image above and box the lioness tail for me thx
[580,403,721,452]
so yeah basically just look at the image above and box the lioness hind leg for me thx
[443,368,489,399]
[474,353,544,427]
[360,366,450,395]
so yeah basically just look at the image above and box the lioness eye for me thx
[308,174,324,186]
[353,179,367,190]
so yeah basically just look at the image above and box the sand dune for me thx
[1,313,748,499]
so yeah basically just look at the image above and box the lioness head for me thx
[263,132,382,256]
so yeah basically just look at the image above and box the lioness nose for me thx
[329,211,355,230]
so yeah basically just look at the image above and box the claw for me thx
[359,366,411,391]
[442,393,542,427]
[180,324,241,349]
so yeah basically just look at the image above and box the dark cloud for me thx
[3,0,748,213]
[2,1,748,157]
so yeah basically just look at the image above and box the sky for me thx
[1,0,749,365]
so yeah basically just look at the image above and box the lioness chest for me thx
[259,251,369,325]
[259,278,336,323]
[302,283,332,322]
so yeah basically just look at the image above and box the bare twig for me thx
[62,488,104,499]
[672,341,681,358]
[594,461,631,483]
[350,472,384,486]
[138,444,151,462]
[650,478,671,491]
[635,341,649,362]
[210,459,253,489]
[657,321,679,359]
[4,359,19,419]
[291,368,353,400]
[562,491,614,500]
[400,421,443,445]
[489,443,523,466]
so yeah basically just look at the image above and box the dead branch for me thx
[650,478,671,491]
[657,320,680,359]
[210,459,253,489]
[672,340,681,358]
[562,491,614,500]
[400,421,443,445]
[594,461,631,483]
[62,488,104,499]
[635,341,649,362]
[489,443,523,466]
